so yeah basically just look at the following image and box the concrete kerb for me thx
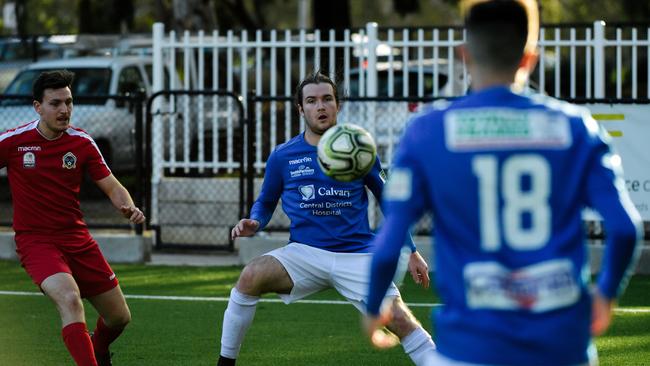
[2,228,650,274]
[0,229,153,264]
[236,233,650,275]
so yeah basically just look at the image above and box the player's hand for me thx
[231,219,260,240]
[362,309,399,349]
[120,205,145,224]
[591,288,614,336]
[407,251,430,288]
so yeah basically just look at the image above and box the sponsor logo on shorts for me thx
[62,152,77,169]
[109,273,116,281]
[23,152,36,168]
[464,259,579,312]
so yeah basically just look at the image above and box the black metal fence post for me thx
[246,92,256,217]
[133,93,145,235]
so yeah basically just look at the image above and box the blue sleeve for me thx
[249,151,284,230]
[366,128,429,315]
[365,158,417,253]
[584,123,642,299]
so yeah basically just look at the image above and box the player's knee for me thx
[112,308,132,328]
[56,290,84,315]
[236,263,263,295]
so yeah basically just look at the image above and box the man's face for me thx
[34,87,73,134]
[299,83,339,135]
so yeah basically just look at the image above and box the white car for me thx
[341,59,467,162]
[1,56,155,171]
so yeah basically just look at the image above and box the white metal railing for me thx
[149,21,650,223]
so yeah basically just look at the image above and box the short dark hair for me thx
[294,71,339,108]
[33,70,74,102]
[465,0,529,72]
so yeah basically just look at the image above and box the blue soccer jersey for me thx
[367,86,642,365]
[250,132,413,253]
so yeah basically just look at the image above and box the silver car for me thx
[1,56,154,172]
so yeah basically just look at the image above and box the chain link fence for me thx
[146,90,245,250]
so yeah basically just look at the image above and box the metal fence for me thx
[152,21,650,170]
[0,94,146,232]
[146,90,245,250]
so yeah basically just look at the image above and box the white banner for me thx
[587,104,650,220]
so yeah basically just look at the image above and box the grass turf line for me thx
[0,260,648,365]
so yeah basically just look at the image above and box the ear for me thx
[33,100,41,115]
[518,50,539,75]
[457,44,471,67]
[297,104,304,116]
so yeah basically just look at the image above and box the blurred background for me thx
[0,0,649,251]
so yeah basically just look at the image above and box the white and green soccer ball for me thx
[317,123,377,182]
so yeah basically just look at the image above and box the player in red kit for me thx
[0,70,145,366]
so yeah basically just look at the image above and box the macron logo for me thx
[18,146,41,152]
[289,156,312,165]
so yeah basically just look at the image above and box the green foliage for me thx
[16,0,79,35]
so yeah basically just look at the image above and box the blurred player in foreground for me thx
[0,70,145,366]
[218,72,435,365]
[365,0,642,365]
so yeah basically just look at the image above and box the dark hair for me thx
[294,71,339,108]
[465,0,529,72]
[33,70,74,102]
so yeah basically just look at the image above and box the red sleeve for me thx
[0,134,10,168]
[85,137,111,181]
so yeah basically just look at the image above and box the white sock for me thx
[401,327,436,366]
[219,288,260,359]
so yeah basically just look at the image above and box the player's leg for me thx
[386,297,436,365]
[16,234,98,366]
[41,273,98,366]
[66,236,123,366]
[218,254,294,365]
[331,252,435,365]
[87,285,131,365]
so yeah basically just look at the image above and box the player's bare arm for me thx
[407,252,430,288]
[591,288,615,336]
[95,174,145,224]
[231,219,260,240]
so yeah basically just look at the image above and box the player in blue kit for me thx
[364,0,642,365]
[217,72,436,365]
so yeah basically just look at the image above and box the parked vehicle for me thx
[341,60,467,158]
[0,56,153,172]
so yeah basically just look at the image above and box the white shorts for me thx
[265,242,400,312]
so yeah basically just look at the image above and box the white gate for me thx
[149,21,650,226]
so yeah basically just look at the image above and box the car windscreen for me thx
[348,70,448,97]
[4,68,112,104]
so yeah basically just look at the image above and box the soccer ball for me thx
[317,123,377,182]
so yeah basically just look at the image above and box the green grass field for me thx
[0,259,649,365]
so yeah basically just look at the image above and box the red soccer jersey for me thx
[0,120,111,234]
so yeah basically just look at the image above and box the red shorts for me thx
[15,231,119,298]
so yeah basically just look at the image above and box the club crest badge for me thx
[299,184,315,201]
[62,152,77,169]
[23,152,36,168]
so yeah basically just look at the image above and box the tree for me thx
[79,0,134,33]
[172,0,217,32]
